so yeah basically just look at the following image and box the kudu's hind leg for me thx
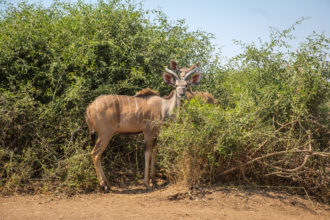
[91,132,114,193]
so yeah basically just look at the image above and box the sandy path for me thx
[1,186,329,220]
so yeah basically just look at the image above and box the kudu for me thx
[187,91,216,104]
[85,62,202,192]
[168,60,216,104]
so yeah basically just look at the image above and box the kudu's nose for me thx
[177,87,187,99]
[178,94,186,99]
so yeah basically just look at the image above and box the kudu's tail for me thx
[85,110,96,147]
[90,132,97,147]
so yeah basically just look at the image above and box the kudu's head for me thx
[163,61,201,99]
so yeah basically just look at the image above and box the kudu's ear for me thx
[163,72,176,85]
[170,60,179,70]
[189,73,202,85]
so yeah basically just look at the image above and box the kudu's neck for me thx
[162,90,182,119]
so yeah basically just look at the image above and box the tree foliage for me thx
[158,21,329,202]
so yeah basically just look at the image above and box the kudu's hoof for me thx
[144,183,151,192]
[103,187,110,194]
[100,182,110,193]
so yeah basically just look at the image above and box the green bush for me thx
[158,22,329,202]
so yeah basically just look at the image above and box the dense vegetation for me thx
[0,1,329,202]
[159,29,330,201]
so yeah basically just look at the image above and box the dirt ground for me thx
[1,185,329,220]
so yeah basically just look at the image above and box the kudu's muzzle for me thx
[177,87,187,99]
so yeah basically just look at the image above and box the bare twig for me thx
[219,149,329,176]
[250,120,297,157]
[308,118,330,131]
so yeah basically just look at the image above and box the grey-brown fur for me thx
[186,90,217,104]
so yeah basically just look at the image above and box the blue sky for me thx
[142,0,330,58]
[5,0,330,58]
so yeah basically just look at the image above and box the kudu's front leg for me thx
[150,142,158,187]
[143,132,156,190]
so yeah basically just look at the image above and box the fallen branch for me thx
[262,131,313,173]
[219,150,330,176]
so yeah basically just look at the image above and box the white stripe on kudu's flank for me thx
[116,95,120,106]
[127,96,131,114]
[105,96,110,107]
[134,97,140,118]
[135,97,139,111]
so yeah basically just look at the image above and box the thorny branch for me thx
[250,120,298,157]
[221,124,329,180]
[219,150,329,176]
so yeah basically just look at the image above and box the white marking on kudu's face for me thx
[175,79,188,99]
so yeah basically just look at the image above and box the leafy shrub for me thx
[158,22,329,202]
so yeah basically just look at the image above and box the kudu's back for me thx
[85,94,164,136]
